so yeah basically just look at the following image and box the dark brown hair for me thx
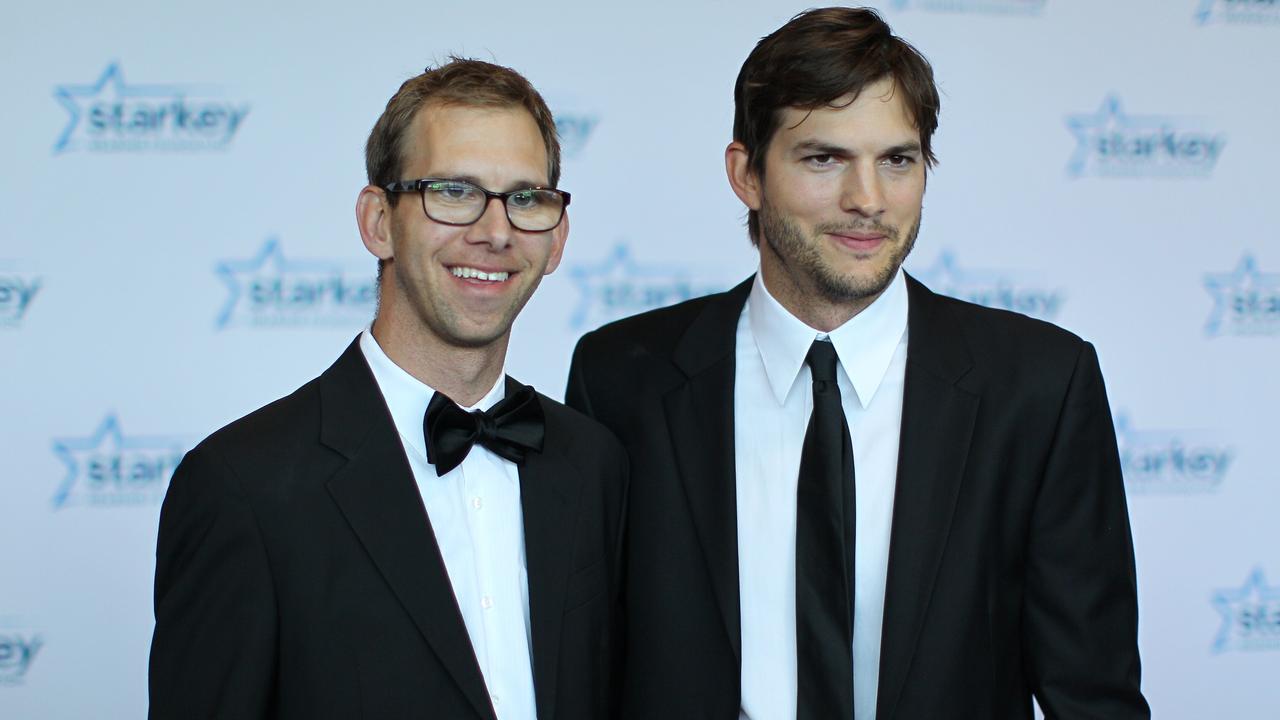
[733,7,940,242]
[365,57,561,200]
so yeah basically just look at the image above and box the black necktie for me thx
[423,384,545,476]
[796,339,855,720]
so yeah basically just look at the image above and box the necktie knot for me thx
[806,339,839,390]
[424,384,545,476]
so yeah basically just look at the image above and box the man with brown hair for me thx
[567,8,1149,720]
[150,58,626,720]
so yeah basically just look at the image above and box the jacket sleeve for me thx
[149,445,278,720]
[1023,342,1151,719]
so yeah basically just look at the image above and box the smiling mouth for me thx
[449,266,511,282]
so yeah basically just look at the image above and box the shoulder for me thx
[197,377,323,468]
[578,280,749,355]
[910,276,1099,390]
[936,290,1083,349]
[535,389,627,467]
[167,372,331,514]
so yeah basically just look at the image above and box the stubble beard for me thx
[386,216,525,352]
[759,199,920,306]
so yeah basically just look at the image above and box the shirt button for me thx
[471,496,483,510]
[491,693,500,706]
[481,595,494,610]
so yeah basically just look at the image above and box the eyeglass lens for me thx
[421,180,564,232]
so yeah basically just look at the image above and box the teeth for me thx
[450,267,510,282]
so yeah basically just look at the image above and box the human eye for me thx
[804,153,839,168]
[883,154,918,170]
[425,180,479,203]
[507,189,540,209]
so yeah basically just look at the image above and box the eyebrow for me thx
[439,174,548,191]
[883,141,923,157]
[790,140,923,157]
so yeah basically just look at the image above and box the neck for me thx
[758,250,882,333]
[370,314,507,407]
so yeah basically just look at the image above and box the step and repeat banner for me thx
[2,1,1277,717]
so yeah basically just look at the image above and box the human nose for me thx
[465,196,513,249]
[840,162,885,217]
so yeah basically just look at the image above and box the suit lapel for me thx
[320,340,497,720]
[876,277,980,720]
[514,380,580,720]
[663,278,753,664]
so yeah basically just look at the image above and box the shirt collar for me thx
[359,328,506,464]
[746,268,908,408]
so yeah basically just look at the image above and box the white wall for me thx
[2,1,1277,716]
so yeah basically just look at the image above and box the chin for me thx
[445,319,516,350]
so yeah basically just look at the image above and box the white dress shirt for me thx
[360,330,537,720]
[736,270,909,720]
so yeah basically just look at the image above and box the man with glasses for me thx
[150,58,626,720]
[567,8,1148,720]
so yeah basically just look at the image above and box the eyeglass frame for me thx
[383,177,571,232]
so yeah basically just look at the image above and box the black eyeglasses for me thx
[384,178,571,233]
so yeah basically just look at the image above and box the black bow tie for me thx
[423,384,545,476]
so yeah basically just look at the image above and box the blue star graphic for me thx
[52,62,188,154]
[50,414,187,509]
[1212,567,1280,653]
[913,250,1005,288]
[567,243,716,330]
[1203,254,1280,335]
[214,237,348,329]
[1064,96,1149,177]
[570,244,656,329]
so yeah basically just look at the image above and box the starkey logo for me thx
[53,62,250,154]
[568,242,722,330]
[1204,254,1280,337]
[1212,568,1280,653]
[888,0,1045,13]
[1114,413,1233,495]
[911,251,1064,321]
[1065,96,1226,178]
[50,414,187,509]
[1196,0,1280,25]
[215,237,376,329]
[0,621,42,686]
[0,262,41,328]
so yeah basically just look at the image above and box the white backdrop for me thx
[2,1,1278,717]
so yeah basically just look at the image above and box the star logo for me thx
[910,251,1063,320]
[1212,568,1280,653]
[1203,254,1280,336]
[54,62,181,153]
[214,237,375,329]
[52,63,248,154]
[1065,96,1225,177]
[50,414,187,509]
[568,243,721,330]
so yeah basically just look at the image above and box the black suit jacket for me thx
[566,275,1149,720]
[150,338,627,720]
